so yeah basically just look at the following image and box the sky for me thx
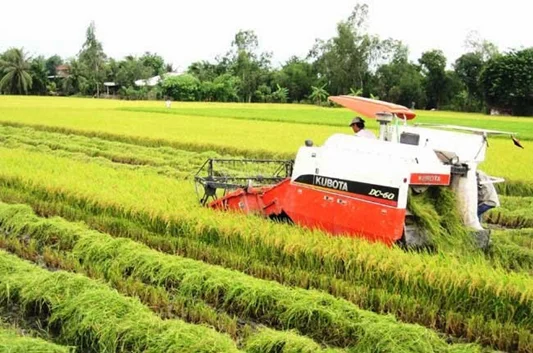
[1,0,532,71]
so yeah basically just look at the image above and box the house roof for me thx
[134,71,183,87]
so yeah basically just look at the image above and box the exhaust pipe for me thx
[375,112,394,141]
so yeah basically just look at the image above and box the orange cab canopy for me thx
[328,95,416,120]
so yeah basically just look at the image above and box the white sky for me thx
[1,0,531,70]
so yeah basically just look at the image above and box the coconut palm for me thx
[0,48,33,94]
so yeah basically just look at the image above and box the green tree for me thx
[212,74,240,102]
[374,57,425,108]
[272,84,289,103]
[0,48,33,94]
[29,56,49,95]
[188,60,219,82]
[114,55,153,87]
[454,53,485,111]
[160,74,200,101]
[418,49,448,109]
[273,56,317,102]
[78,21,107,96]
[140,52,165,76]
[62,59,87,95]
[480,48,533,116]
[229,30,271,102]
[309,4,391,96]
[45,55,63,76]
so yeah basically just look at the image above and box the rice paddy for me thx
[0,95,531,352]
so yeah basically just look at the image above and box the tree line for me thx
[1,4,532,116]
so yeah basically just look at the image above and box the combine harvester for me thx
[195,96,523,249]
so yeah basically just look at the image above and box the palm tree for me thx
[0,48,33,94]
[273,84,289,103]
[310,84,329,105]
[349,87,363,96]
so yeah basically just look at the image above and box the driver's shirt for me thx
[356,129,377,139]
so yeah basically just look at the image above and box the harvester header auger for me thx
[194,96,523,250]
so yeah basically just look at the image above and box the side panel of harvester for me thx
[277,137,412,244]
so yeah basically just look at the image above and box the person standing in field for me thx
[349,117,376,139]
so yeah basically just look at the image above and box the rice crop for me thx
[0,96,532,352]
[0,150,531,351]
[0,96,531,181]
[0,202,484,353]
[0,250,241,353]
[0,325,73,353]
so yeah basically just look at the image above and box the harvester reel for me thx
[194,158,294,206]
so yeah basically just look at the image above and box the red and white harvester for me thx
[194,96,523,248]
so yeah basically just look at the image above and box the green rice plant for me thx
[407,187,475,253]
[496,180,533,197]
[485,196,533,228]
[0,325,73,353]
[0,250,241,353]
[490,232,533,273]
[492,229,533,249]
[242,328,345,353]
[0,149,530,321]
[0,146,532,350]
[0,186,529,353]
[0,202,482,353]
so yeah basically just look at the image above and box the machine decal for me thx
[294,174,399,202]
[410,173,451,185]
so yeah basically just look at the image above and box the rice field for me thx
[0,95,531,353]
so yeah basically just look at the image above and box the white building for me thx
[134,71,183,87]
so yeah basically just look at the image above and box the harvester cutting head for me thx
[195,96,523,251]
[194,158,294,205]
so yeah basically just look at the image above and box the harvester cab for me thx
[194,96,523,249]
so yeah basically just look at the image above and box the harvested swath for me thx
[243,328,344,353]
[0,325,73,353]
[0,202,482,353]
[485,196,533,228]
[0,121,290,160]
[3,233,345,353]
[496,180,533,197]
[0,150,532,351]
[490,234,533,273]
[0,250,241,353]
[0,125,279,181]
[407,187,475,253]
[2,184,530,353]
[0,169,530,326]
[492,229,533,250]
